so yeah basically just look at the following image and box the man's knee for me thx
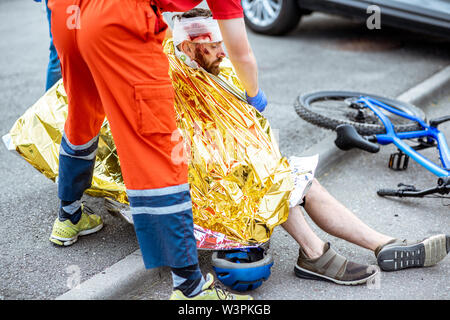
[303,178,324,203]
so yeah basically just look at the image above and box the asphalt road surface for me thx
[125,94,450,300]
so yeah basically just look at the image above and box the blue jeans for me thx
[45,0,62,91]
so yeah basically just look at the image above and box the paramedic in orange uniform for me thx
[46,0,267,299]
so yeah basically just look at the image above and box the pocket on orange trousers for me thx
[134,82,177,135]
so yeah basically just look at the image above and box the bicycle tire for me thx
[294,91,426,136]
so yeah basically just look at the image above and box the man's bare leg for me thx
[301,179,394,252]
[281,205,326,259]
[281,199,380,285]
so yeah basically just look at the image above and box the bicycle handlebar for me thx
[378,181,450,198]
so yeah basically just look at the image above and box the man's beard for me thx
[194,46,222,76]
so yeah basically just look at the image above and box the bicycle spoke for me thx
[309,100,380,124]
[296,91,426,135]
[308,97,417,127]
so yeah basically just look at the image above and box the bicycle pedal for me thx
[388,152,409,170]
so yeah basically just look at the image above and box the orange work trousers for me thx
[48,0,198,269]
[48,0,187,190]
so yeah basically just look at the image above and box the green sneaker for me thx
[49,204,103,246]
[170,273,253,300]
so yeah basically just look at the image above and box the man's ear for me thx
[180,41,196,60]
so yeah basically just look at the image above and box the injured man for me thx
[5,8,449,290]
[167,8,449,285]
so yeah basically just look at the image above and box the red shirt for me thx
[155,0,243,20]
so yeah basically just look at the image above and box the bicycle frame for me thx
[356,96,450,177]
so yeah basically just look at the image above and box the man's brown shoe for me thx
[294,242,379,285]
[375,234,450,271]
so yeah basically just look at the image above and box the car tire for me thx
[242,0,303,35]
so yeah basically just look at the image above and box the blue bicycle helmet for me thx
[211,247,274,292]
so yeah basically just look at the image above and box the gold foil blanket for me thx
[164,40,293,245]
[4,39,299,248]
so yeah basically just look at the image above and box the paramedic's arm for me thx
[164,26,172,40]
[217,18,259,97]
[163,16,173,41]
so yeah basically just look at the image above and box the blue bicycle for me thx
[295,91,450,199]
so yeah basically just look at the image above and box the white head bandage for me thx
[173,17,223,46]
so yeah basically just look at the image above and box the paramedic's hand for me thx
[246,89,267,113]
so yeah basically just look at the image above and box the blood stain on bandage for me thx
[190,34,213,43]
[184,22,213,42]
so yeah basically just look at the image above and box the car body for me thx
[242,0,450,39]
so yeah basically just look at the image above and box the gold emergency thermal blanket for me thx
[5,39,296,247]
[165,40,293,244]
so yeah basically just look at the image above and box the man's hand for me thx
[246,89,267,112]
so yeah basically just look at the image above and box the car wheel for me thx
[242,0,302,35]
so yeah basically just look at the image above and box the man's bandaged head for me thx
[173,16,223,46]
[172,12,226,76]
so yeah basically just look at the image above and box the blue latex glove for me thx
[33,0,42,2]
[246,89,267,113]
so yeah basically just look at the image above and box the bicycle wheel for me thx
[294,91,426,136]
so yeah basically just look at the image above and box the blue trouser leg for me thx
[58,134,99,202]
[128,184,199,269]
[44,0,62,91]
[58,133,199,269]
